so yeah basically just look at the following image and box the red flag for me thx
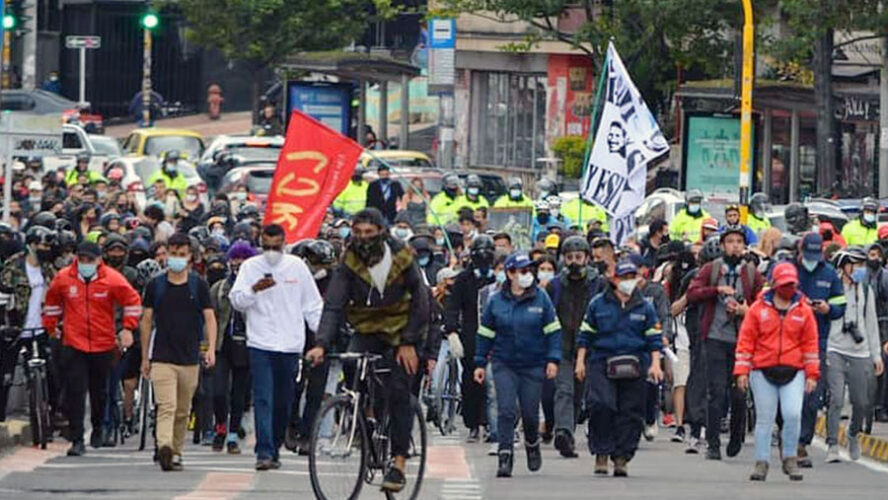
[264,111,363,243]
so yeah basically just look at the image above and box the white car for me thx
[41,124,108,174]
[198,134,283,170]
[88,134,123,159]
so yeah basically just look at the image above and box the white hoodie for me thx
[229,253,323,353]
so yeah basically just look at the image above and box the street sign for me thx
[428,18,456,94]
[0,112,63,157]
[65,35,101,49]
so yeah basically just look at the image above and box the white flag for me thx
[580,43,668,225]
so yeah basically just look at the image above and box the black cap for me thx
[76,241,102,258]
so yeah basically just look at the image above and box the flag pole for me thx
[578,44,611,228]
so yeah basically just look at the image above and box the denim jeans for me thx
[492,362,543,453]
[249,348,299,461]
[750,370,805,462]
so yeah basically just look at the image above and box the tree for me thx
[173,0,395,116]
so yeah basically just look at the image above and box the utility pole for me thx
[880,36,888,197]
[1,24,10,89]
[813,28,836,195]
[140,12,158,127]
[739,0,754,221]
[20,0,34,89]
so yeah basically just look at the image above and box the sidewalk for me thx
[104,111,254,139]
[0,419,30,452]
[815,414,888,462]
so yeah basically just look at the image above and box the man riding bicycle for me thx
[306,208,429,493]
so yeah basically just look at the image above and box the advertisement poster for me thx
[286,82,353,136]
[683,115,754,199]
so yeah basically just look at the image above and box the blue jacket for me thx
[795,260,846,352]
[578,286,663,362]
[476,285,562,368]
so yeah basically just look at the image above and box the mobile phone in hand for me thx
[264,273,273,280]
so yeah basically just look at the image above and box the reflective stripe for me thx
[736,352,753,359]
[580,322,596,334]
[43,310,62,317]
[478,325,495,338]
[735,360,752,367]
[804,359,819,364]
[828,295,847,305]
[543,321,561,335]
[645,328,661,337]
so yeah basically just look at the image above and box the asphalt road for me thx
[0,422,886,500]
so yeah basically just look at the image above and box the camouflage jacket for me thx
[0,252,57,326]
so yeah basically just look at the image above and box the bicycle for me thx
[433,351,462,436]
[308,352,427,500]
[2,327,53,449]
[136,374,155,452]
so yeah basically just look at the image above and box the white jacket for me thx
[229,253,323,353]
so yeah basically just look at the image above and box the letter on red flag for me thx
[264,111,363,243]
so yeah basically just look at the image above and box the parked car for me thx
[216,164,277,211]
[121,128,205,161]
[359,150,434,170]
[89,135,123,159]
[41,124,110,174]
[199,134,283,169]
[1,89,104,132]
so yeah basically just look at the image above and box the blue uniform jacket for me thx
[795,260,846,352]
[476,285,562,368]
[578,286,663,362]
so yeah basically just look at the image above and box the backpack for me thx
[708,258,757,302]
[152,271,205,340]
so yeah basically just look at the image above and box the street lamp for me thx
[140,12,159,127]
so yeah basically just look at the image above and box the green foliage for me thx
[551,135,587,179]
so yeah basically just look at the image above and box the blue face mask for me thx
[418,255,430,267]
[339,226,351,239]
[495,270,506,285]
[851,267,868,284]
[435,236,445,247]
[168,256,188,273]
[468,187,480,197]
[78,262,97,279]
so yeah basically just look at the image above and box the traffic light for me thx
[2,1,33,35]
[2,15,15,30]
[140,12,159,30]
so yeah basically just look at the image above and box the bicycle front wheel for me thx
[309,395,367,500]
[385,396,427,500]
[138,377,151,451]
[29,369,50,449]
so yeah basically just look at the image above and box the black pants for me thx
[460,357,485,430]
[704,339,746,449]
[541,377,555,432]
[193,364,215,437]
[644,381,660,426]
[347,335,411,457]
[61,346,113,443]
[585,358,646,460]
[213,343,250,434]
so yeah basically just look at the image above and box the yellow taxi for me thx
[120,128,205,160]
[358,150,434,170]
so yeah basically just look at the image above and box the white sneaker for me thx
[643,423,658,442]
[848,433,861,461]
[685,437,702,454]
[488,443,499,456]
[825,445,841,463]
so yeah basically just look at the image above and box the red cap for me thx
[879,225,888,240]
[701,217,719,231]
[772,262,799,287]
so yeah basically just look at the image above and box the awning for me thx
[280,51,421,83]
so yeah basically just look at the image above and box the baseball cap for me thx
[800,232,823,262]
[544,233,560,250]
[615,260,638,277]
[772,262,799,287]
[75,241,102,259]
[28,180,42,191]
[701,217,719,231]
[505,252,534,270]
[436,267,457,283]
[626,252,645,269]
[879,225,888,240]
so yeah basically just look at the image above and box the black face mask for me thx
[207,267,227,285]
[471,250,493,274]
[351,234,385,265]
[105,254,126,269]
[36,248,55,264]
[593,260,608,276]
[537,214,550,225]
[867,258,882,271]
[723,254,741,267]
[568,262,586,277]
[660,234,670,244]
[444,187,458,198]
[128,251,148,267]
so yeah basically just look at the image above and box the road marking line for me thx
[426,445,471,479]
[172,472,253,500]
[812,438,888,474]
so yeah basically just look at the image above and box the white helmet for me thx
[545,195,562,208]
[534,200,550,212]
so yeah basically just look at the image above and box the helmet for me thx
[700,236,723,263]
[130,226,153,243]
[545,195,562,208]
[31,211,58,229]
[76,152,90,164]
[25,226,57,246]
[102,233,128,252]
[231,221,253,242]
[561,235,590,254]
[136,259,163,288]
[833,246,867,269]
[237,204,260,221]
[188,225,210,242]
[57,230,76,252]
[99,212,121,229]
[466,174,482,189]
[470,234,495,269]
[685,189,704,204]
[534,200,550,212]
[291,239,314,258]
[443,174,460,190]
[163,150,181,163]
[54,218,73,233]
[507,177,523,190]
[724,203,741,214]
[720,224,747,243]
[536,178,557,197]
[749,192,769,212]
[304,240,337,266]
[784,203,809,234]
[862,197,879,213]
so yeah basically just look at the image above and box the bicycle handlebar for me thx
[324,352,384,362]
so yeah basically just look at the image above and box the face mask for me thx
[78,262,97,279]
[538,270,555,282]
[593,260,608,276]
[339,226,351,239]
[551,208,560,218]
[568,262,585,277]
[264,250,283,266]
[351,234,385,265]
[495,270,506,285]
[617,278,638,295]
[211,228,225,238]
[851,267,868,284]
[802,258,819,272]
[234,192,247,201]
[31,246,53,264]
[509,189,522,200]
[165,163,178,174]
[775,284,797,300]
[444,187,458,198]
[29,196,42,206]
[468,187,480,197]
[517,272,535,289]
[105,255,126,269]
[863,213,876,224]
[435,236,445,247]
[537,214,550,225]
[207,267,226,284]
[660,234,670,244]
[186,194,198,203]
[393,227,412,241]
[168,256,188,273]
[688,203,701,215]
[867,258,882,271]
[418,255,430,267]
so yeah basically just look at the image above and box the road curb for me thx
[815,415,888,462]
[0,419,31,452]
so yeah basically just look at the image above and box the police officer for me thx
[562,197,609,232]
[456,174,489,211]
[842,197,879,246]
[428,174,462,225]
[746,193,772,236]
[494,177,534,209]
[575,260,664,477]
[332,166,368,216]
[670,190,710,242]
[65,153,104,187]
[148,150,189,197]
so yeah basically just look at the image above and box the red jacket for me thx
[734,290,820,380]
[42,261,142,353]
[686,259,764,340]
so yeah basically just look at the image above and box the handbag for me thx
[606,354,642,380]
[760,365,798,386]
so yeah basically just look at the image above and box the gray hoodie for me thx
[828,282,881,361]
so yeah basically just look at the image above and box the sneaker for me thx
[158,445,174,471]
[227,440,241,454]
[284,423,300,452]
[750,461,768,481]
[487,443,499,456]
[612,456,628,477]
[540,424,553,445]
[171,455,183,471]
[381,467,406,492]
[212,433,226,452]
[796,445,812,468]
[466,427,480,443]
[67,441,86,457]
[594,454,609,475]
[848,432,861,461]
[525,439,542,472]
[255,459,274,471]
[782,457,803,481]
[554,430,578,458]
[825,445,841,463]
[270,459,282,470]
[89,429,103,449]
[643,423,658,442]
[497,451,513,478]
[102,428,117,448]
[726,437,742,458]
[662,413,676,428]
[671,426,686,444]
[201,431,215,446]
[685,437,702,454]
[705,446,722,460]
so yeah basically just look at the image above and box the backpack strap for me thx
[708,259,722,287]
